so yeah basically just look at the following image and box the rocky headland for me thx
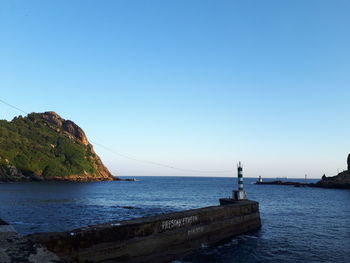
[314,171,350,189]
[256,154,350,189]
[314,154,350,189]
[314,155,350,189]
[0,112,118,182]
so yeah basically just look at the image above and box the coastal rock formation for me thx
[316,171,350,189]
[0,112,117,182]
[0,164,28,182]
[0,219,63,262]
[315,154,350,189]
[41,111,89,145]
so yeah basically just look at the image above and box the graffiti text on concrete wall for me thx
[161,216,198,230]
[187,226,204,236]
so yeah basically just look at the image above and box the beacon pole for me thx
[219,161,247,205]
[233,162,247,200]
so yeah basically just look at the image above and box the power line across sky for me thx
[0,98,233,174]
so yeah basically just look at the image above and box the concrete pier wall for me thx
[29,200,261,263]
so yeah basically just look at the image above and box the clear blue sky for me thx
[1,0,349,178]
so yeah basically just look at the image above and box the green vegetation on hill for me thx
[0,113,110,180]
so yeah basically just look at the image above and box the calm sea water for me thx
[0,177,349,262]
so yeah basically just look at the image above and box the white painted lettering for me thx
[161,216,198,230]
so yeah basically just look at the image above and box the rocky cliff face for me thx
[316,154,350,189]
[40,112,89,145]
[0,112,117,182]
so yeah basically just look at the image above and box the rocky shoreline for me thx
[313,170,350,189]
[0,219,64,263]
[256,154,350,190]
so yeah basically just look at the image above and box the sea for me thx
[0,177,349,263]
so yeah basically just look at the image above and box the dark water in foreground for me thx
[0,177,349,263]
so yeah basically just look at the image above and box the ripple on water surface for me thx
[0,177,349,263]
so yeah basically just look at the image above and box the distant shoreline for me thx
[255,179,350,190]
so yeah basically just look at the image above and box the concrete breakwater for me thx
[255,181,309,187]
[25,200,261,263]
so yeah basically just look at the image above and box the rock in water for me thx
[0,112,117,182]
[316,154,350,189]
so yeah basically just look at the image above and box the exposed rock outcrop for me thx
[315,154,350,189]
[0,164,27,182]
[316,171,350,189]
[39,112,89,145]
[0,219,63,262]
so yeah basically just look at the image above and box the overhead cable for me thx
[0,98,233,174]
